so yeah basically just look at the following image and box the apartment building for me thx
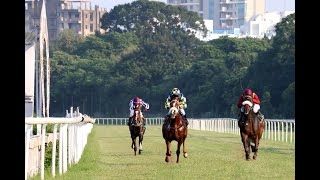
[25,0,107,42]
[167,0,202,18]
[167,0,265,30]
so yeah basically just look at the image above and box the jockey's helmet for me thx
[243,89,253,96]
[133,97,141,105]
[171,88,181,96]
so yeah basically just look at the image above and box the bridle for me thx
[242,95,253,115]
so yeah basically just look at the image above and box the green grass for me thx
[31,125,295,180]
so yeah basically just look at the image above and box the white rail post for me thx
[277,121,280,141]
[63,124,68,173]
[59,124,63,175]
[52,124,58,177]
[40,124,47,180]
[290,123,293,143]
[25,125,32,180]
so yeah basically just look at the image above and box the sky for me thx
[89,0,295,12]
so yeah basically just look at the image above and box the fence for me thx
[25,107,96,180]
[95,118,295,143]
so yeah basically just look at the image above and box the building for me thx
[25,0,107,41]
[167,0,265,30]
[240,10,295,38]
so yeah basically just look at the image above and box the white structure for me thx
[240,11,295,38]
[95,118,295,144]
[25,107,96,180]
[25,44,35,117]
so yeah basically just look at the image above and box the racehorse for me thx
[162,96,188,163]
[238,94,265,160]
[129,105,145,156]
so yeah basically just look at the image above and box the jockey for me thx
[127,97,150,129]
[164,88,189,127]
[237,88,264,123]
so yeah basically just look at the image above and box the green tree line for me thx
[49,0,295,119]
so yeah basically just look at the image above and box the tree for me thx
[52,29,85,54]
[100,0,208,38]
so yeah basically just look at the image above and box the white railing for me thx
[188,118,295,143]
[25,107,96,180]
[95,117,163,125]
[95,118,295,144]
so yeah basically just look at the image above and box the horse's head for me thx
[133,103,141,111]
[168,97,180,119]
[132,109,143,126]
[242,95,253,115]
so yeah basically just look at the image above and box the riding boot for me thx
[142,117,147,129]
[238,113,244,124]
[127,117,132,126]
[258,111,264,123]
[164,115,170,126]
[183,115,189,127]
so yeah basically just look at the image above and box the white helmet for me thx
[171,88,181,96]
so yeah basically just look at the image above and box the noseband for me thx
[242,100,253,115]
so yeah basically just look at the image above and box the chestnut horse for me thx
[162,96,188,163]
[129,105,145,156]
[238,94,265,160]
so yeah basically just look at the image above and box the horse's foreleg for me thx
[183,137,188,158]
[133,137,137,156]
[241,134,250,160]
[253,138,261,160]
[165,140,171,163]
[139,133,143,154]
[253,123,264,160]
[176,140,183,163]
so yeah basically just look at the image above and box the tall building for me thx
[167,0,201,15]
[25,0,107,41]
[216,0,265,29]
[167,0,265,30]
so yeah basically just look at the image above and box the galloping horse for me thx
[162,96,188,163]
[129,104,145,156]
[238,94,265,160]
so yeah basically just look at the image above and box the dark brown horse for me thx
[129,105,145,156]
[238,95,265,160]
[162,96,188,163]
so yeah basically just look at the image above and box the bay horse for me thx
[238,94,265,160]
[129,104,145,156]
[162,96,188,163]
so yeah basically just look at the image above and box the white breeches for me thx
[166,108,185,116]
[240,104,260,113]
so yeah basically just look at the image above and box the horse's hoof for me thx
[165,157,170,162]
[139,150,142,154]
[184,153,188,158]
[253,156,257,160]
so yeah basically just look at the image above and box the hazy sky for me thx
[90,0,295,12]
